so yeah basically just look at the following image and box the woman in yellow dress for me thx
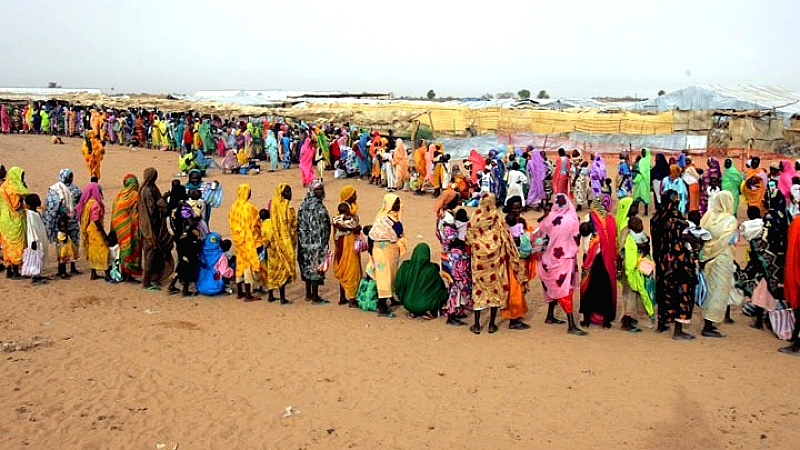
[367,193,407,317]
[82,130,105,180]
[0,166,31,278]
[268,182,297,304]
[76,182,109,280]
[228,183,262,301]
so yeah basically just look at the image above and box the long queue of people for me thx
[2,122,800,357]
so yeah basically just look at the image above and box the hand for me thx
[31,241,37,251]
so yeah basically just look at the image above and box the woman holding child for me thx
[333,186,362,307]
[435,190,472,326]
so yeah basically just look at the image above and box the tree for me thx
[47,82,61,89]
[518,89,531,99]
[658,89,666,96]
[426,89,436,100]
[497,92,514,99]
[536,90,550,99]
[480,93,494,101]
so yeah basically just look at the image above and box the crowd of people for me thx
[2,106,800,357]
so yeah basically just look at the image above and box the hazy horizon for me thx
[2,0,798,99]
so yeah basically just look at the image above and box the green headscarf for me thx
[395,243,448,315]
[721,159,743,212]
[616,197,634,238]
[633,148,651,203]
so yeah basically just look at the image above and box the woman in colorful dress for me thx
[0,167,30,278]
[579,196,618,328]
[43,169,82,275]
[138,168,174,291]
[368,193,406,317]
[229,183,262,301]
[333,186,362,307]
[435,190,472,326]
[111,174,142,282]
[77,182,109,281]
[267,182,297,304]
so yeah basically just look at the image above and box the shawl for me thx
[339,185,358,216]
[392,139,410,188]
[615,197,634,237]
[369,193,401,242]
[138,168,172,252]
[699,191,737,261]
[589,152,606,197]
[538,193,580,299]
[634,148,652,201]
[584,200,618,302]
[229,184,261,275]
[651,153,670,181]
[778,159,795,200]
[413,140,428,177]
[298,180,332,279]
[467,193,527,307]
[745,167,767,203]
[184,169,203,191]
[76,182,103,221]
[48,168,75,218]
[623,230,654,318]
[197,231,225,295]
[299,138,315,185]
[434,189,459,217]
[425,144,436,183]
[526,150,547,205]
[268,182,298,288]
[0,167,31,254]
[552,155,571,192]
[467,149,487,184]
[786,215,800,309]
[110,174,141,275]
[395,243,448,315]
[721,161,743,198]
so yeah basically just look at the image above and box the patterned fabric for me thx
[297,180,331,283]
[43,169,82,246]
[466,193,526,310]
[138,168,175,283]
[652,190,696,324]
[699,157,722,214]
[110,174,142,277]
[267,182,298,289]
[436,215,473,315]
[228,184,261,283]
[735,209,787,308]
[539,194,581,300]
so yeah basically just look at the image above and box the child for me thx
[221,239,235,294]
[187,188,206,223]
[257,208,273,298]
[106,230,122,283]
[601,178,613,204]
[23,194,48,284]
[332,202,360,241]
[56,217,78,279]
[685,210,712,245]
[356,225,379,311]
[169,220,202,297]
[621,216,656,332]
[739,206,764,243]
[409,171,421,194]
[453,208,469,244]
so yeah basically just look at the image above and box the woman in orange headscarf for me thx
[744,156,768,215]
[413,139,427,181]
[82,131,105,180]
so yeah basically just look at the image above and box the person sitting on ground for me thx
[396,243,448,319]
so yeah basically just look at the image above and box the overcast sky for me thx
[2,0,798,98]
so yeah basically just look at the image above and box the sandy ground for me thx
[0,134,797,450]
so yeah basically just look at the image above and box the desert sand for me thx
[0,133,797,450]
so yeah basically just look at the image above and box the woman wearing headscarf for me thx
[736,208,787,329]
[267,182,297,304]
[43,168,82,274]
[617,198,654,331]
[297,180,332,304]
[651,190,697,340]
[699,191,740,338]
[413,139,428,186]
[781,213,800,355]
[467,148,486,185]
[368,193,406,316]
[229,183,262,301]
[633,148,652,214]
[660,164,689,215]
[265,130,279,171]
[299,137,315,187]
[579,197,618,328]
[778,159,795,201]
[589,152,606,199]
[699,157,722,215]
[538,193,587,335]
[764,178,787,214]
[435,190,472,326]
[650,153,670,209]
[138,168,174,291]
[721,158,743,214]
[392,139,410,190]
[503,196,533,330]
[334,185,362,307]
[0,105,9,133]
[551,148,571,197]
[396,243,448,319]
[466,193,527,334]
[744,157,768,215]
[76,182,109,280]
[110,174,142,281]
[82,130,105,180]
[0,167,30,277]
[526,149,547,209]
